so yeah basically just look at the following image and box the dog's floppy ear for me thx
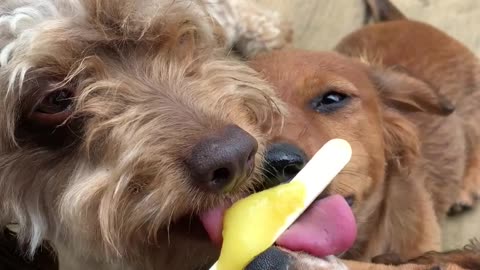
[370,66,455,115]
[382,108,419,172]
[368,66,439,171]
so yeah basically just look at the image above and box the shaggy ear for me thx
[369,67,430,171]
[370,66,455,115]
[382,108,419,171]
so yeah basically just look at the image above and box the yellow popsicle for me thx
[209,139,352,270]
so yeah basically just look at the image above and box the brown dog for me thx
[251,0,480,266]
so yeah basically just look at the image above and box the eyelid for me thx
[313,79,358,98]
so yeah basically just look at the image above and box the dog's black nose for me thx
[263,143,307,189]
[187,125,258,193]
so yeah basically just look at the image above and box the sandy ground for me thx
[257,0,480,251]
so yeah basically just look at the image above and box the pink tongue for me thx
[199,195,357,258]
[276,195,357,257]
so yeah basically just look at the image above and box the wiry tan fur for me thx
[0,0,289,269]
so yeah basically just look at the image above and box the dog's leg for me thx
[476,159,480,200]
[450,161,477,214]
[364,0,406,23]
[454,78,480,210]
[450,132,480,214]
[204,0,293,58]
[465,146,480,201]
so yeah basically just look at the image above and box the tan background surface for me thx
[257,0,480,251]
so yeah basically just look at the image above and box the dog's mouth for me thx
[176,141,357,260]
[198,193,357,259]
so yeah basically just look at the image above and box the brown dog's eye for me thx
[30,89,75,126]
[310,91,349,114]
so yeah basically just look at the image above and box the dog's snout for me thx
[187,124,258,193]
[264,143,307,188]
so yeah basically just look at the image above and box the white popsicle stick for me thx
[209,138,352,270]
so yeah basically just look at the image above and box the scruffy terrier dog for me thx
[0,0,295,269]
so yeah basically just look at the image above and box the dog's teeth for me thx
[209,139,352,270]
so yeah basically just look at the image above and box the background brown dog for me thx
[250,0,480,268]
[257,0,480,252]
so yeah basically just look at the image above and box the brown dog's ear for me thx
[382,108,419,172]
[370,67,455,115]
[369,67,435,171]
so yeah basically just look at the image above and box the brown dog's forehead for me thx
[251,50,364,78]
[250,50,373,99]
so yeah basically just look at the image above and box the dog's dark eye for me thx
[310,91,349,113]
[37,89,73,114]
[30,89,74,126]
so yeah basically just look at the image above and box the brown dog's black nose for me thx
[263,143,307,189]
[186,125,258,193]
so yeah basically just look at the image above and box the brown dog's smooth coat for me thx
[341,0,480,212]
[250,0,480,268]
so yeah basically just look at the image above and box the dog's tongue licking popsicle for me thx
[200,139,356,270]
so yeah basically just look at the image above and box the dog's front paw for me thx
[448,191,475,215]
[245,247,347,270]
